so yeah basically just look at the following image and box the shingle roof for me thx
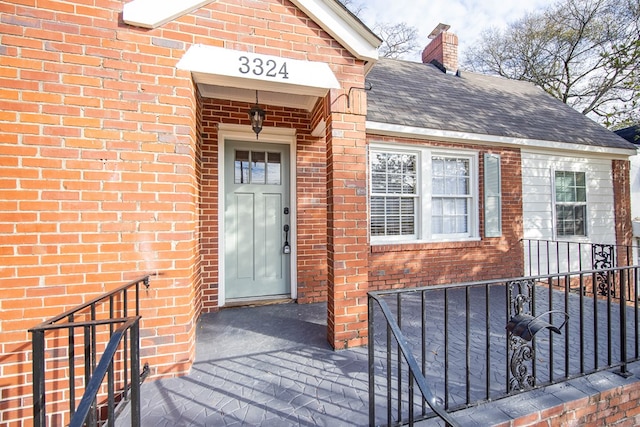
[366,58,636,151]
[615,125,640,145]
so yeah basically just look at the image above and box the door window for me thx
[235,150,281,185]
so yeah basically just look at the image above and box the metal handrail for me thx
[30,275,150,329]
[369,293,460,427]
[69,317,141,427]
[29,275,150,427]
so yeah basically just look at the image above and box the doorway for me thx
[223,139,292,302]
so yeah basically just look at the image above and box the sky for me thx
[351,0,558,62]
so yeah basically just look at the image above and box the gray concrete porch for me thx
[126,302,371,426]
[119,299,640,426]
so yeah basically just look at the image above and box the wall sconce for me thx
[249,91,265,139]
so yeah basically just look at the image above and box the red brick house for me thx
[0,1,636,425]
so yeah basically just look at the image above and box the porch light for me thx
[249,91,266,139]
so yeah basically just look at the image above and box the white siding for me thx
[521,151,616,273]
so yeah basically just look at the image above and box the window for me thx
[370,151,417,238]
[234,150,281,185]
[555,171,587,237]
[431,156,471,236]
[369,146,478,243]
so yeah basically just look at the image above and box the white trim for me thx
[290,0,380,65]
[122,0,380,67]
[177,45,340,111]
[368,142,479,245]
[311,119,326,138]
[178,45,340,95]
[366,121,637,159]
[217,124,297,307]
[123,0,215,29]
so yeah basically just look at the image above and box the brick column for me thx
[613,159,633,265]
[324,88,369,349]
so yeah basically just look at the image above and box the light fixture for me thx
[249,90,266,139]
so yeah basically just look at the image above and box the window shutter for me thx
[484,153,502,237]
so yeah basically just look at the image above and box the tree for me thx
[463,0,640,128]
[373,22,420,59]
[338,0,420,60]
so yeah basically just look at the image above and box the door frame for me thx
[217,123,297,307]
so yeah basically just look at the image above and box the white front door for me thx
[224,140,291,300]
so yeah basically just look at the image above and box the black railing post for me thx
[367,294,375,427]
[396,293,402,423]
[68,315,75,419]
[618,270,631,377]
[386,324,392,425]
[131,319,141,427]
[32,329,46,427]
[635,266,639,360]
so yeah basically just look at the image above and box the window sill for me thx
[371,237,482,253]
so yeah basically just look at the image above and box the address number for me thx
[238,55,289,79]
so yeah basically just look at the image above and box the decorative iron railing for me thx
[522,239,639,276]
[29,275,150,427]
[368,266,640,426]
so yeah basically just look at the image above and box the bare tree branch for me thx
[463,0,640,128]
[373,22,420,59]
[337,0,420,60]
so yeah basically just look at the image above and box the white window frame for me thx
[369,147,420,243]
[369,143,479,244]
[552,169,588,239]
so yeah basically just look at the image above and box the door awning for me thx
[177,45,341,111]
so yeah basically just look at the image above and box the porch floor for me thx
[128,302,371,426]
[120,298,640,427]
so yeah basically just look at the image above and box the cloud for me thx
[356,0,556,62]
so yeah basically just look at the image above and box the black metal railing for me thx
[29,275,150,427]
[522,239,639,277]
[368,266,640,426]
[368,293,460,427]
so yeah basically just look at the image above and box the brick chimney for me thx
[422,23,458,74]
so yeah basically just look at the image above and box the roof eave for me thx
[123,0,381,66]
[366,120,637,159]
[290,0,381,64]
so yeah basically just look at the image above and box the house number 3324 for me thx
[238,55,289,79]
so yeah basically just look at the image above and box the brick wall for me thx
[0,0,368,423]
[613,159,633,265]
[199,97,329,310]
[0,0,207,424]
[496,380,640,426]
[367,136,524,290]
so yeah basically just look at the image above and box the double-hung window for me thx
[554,170,587,237]
[370,151,418,239]
[369,145,479,243]
[431,156,472,237]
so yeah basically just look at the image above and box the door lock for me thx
[283,224,291,254]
